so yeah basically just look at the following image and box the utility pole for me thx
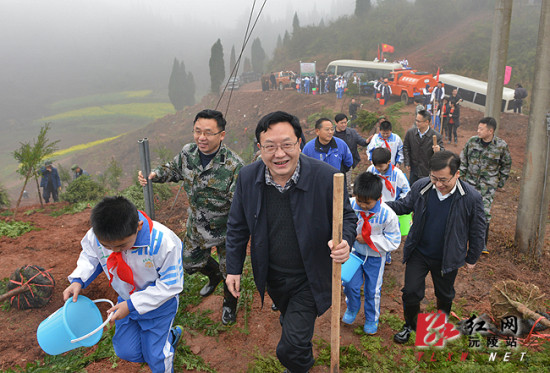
[485,0,513,135]
[515,0,550,259]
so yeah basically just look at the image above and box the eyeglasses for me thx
[429,173,457,185]
[192,129,224,137]
[260,140,299,154]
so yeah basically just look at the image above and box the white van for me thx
[325,59,405,81]
[437,73,515,113]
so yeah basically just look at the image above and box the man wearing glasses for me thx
[139,109,244,325]
[403,109,445,185]
[225,111,357,373]
[386,151,486,344]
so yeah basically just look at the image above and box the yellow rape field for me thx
[49,135,122,157]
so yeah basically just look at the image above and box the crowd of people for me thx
[62,99,512,372]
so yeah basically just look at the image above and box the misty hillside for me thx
[3,0,543,202]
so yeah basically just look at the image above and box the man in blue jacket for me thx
[302,117,353,174]
[225,111,357,373]
[40,161,61,203]
[385,151,486,344]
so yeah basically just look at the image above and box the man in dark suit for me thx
[225,111,357,373]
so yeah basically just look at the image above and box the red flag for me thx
[381,43,394,53]
[435,67,440,82]
[377,44,380,60]
[504,66,512,85]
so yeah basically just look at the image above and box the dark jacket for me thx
[225,154,357,315]
[334,128,369,168]
[40,166,61,189]
[403,127,444,177]
[386,178,486,274]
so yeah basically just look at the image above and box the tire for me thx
[401,91,409,105]
[279,82,284,91]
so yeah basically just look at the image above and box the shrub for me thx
[119,183,172,211]
[0,184,9,209]
[60,175,106,203]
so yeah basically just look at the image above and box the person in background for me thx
[459,117,511,255]
[302,117,353,174]
[386,151,486,344]
[431,81,445,108]
[366,147,411,265]
[40,160,61,203]
[403,110,444,185]
[513,83,528,114]
[333,113,371,194]
[348,98,361,125]
[342,172,401,334]
[71,164,89,179]
[447,100,460,145]
[380,79,392,105]
[367,120,404,167]
[139,109,244,325]
[225,111,356,373]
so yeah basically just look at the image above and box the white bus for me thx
[437,73,515,113]
[325,59,405,81]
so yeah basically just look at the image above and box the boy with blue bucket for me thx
[343,172,401,334]
[63,196,184,373]
[366,147,411,264]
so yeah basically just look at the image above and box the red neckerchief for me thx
[359,211,379,254]
[379,164,396,197]
[105,211,152,294]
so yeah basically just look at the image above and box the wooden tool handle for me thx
[331,173,344,372]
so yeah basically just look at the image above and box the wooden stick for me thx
[0,284,29,303]
[331,173,344,373]
[432,134,437,147]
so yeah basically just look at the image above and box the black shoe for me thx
[221,283,237,325]
[222,305,237,325]
[394,325,413,344]
[199,257,223,297]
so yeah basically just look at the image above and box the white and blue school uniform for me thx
[344,198,401,324]
[68,211,184,373]
[366,164,410,203]
[366,133,404,166]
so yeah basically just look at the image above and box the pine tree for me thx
[355,0,371,17]
[251,37,266,74]
[168,58,184,110]
[230,45,237,76]
[292,12,300,34]
[209,39,225,93]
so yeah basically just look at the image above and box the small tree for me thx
[168,58,184,110]
[292,12,300,34]
[105,157,123,191]
[12,123,59,214]
[209,39,225,93]
[251,37,266,74]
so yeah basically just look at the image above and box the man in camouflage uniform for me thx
[139,109,244,324]
[459,117,512,255]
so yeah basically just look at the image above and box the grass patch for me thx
[0,220,36,238]
[247,351,284,372]
[49,201,91,217]
[39,103,174,123]
[379,310,404,331]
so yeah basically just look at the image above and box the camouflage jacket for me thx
[459,136,512,195]
[152,143,244,248]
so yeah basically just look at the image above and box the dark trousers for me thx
[401,250,458,326]
[42,187,58,203]
[267,269,316,373]
[408,169,424,186]
[447,122,459,143]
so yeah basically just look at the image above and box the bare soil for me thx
[1,87,549,372]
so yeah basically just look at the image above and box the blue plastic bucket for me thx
[341,253,364,283]
[398,213,413,236]
[37,296,114,355]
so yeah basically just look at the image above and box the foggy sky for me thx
[0,0,354,125]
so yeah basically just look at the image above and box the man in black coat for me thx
[386,151,486,344]
[225,111,357,373]
[403,109,444,185]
